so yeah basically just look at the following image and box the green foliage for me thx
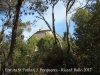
[1,33,77,75]
[0,42,10,63]
[1,0,100,75]
[10,37,39,75]
[72,9,93,26]
[7,38,27,67]
[29,35,78,75]
[27,37,38,52]
[37,35,55,51]
[71,2,100,74]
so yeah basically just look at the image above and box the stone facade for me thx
[28,30,61,40]
[28,30,62,52]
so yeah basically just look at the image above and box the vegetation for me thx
[0,0,100,75]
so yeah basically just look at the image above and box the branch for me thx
[68,0,90,14]
[37,11,52,31]
[66,0,75,13]
[35,16,43,20]
[53,0,59,6]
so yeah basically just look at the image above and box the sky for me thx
[22,0,86,40]
[0,0,86,41]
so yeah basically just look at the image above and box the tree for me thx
[2,0,24,75]
[71,1,100,73]
[28,0,62,46]
[46,0,59,45]
[37,35,55,51]
[0,25,5,46]
[30,35,77,75]
[1,0,49,74]
[0,0,17,48]
[61,0,75,53]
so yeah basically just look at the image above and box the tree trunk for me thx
[0,25,5,47]
[2,0,23,75]
[0,24,5,75]
[65,0,75,53]
[37,5,62,48]
[52,5,57,45]
[37,11,52,31]
[66,12,70,53]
